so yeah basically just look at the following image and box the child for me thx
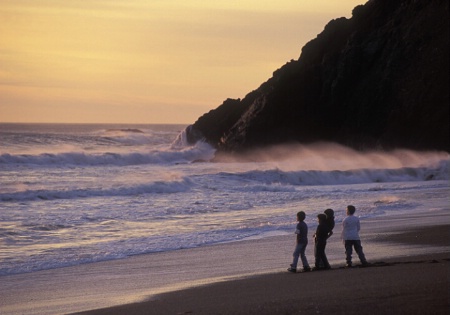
[324,208,335,239]
[315,208,335,268]
[341,205,368,267]
[287,211,311,273]
[313,213,331,270]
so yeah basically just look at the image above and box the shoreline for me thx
[77,256,450,315]
[75,223,450,315]
[1,210,449,315]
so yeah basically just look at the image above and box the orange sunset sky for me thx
[1,0,365,124]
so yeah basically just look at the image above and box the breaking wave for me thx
[223,160,448,187]
[2,160,447,202]
[0,141,215,166]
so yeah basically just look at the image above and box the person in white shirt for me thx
[341,205,368,267]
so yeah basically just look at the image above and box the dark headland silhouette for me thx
[185,0,449,154]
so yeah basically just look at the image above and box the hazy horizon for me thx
[1,1,365,125]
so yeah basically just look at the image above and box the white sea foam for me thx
[0,142,215,166]
[216,142,449,171]
[0,123,449,276]
[1,161,447,202]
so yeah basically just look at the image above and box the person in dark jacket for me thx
[313,213,331,270]
[324,208,335,239]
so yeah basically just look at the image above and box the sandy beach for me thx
[79,254,449,315]
[1,210,449,315]
[75,225,450,315]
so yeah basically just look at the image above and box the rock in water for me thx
[187,0,449,153]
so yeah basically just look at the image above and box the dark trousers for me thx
[344,240,367,265]
[314,240,331,269]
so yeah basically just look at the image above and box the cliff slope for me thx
[187,0,449,152]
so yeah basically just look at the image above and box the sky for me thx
[1,0,366,124]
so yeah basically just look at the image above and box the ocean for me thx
[0,123,448,277]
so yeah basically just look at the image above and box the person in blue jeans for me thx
[341,205,369,267]
[287,211,311,273]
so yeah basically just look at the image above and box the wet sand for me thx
[74,219,449,315]
[1,211,449,315]
[79,254,449,315]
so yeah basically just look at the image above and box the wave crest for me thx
[0,141,216,166]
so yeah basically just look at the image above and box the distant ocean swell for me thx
[0,141,215,166]
[1,161,447,202]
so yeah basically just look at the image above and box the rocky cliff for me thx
[187,0,449,153]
